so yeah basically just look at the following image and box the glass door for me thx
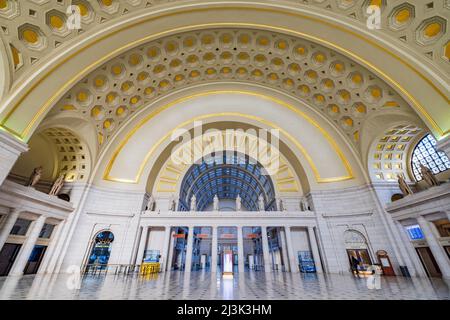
[24,245,47,275]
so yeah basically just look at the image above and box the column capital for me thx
[9,208,23,215]
[416,215,427,223]
[35,214,47,221]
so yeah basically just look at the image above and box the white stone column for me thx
[417,216,450,278]
[167,229,176,272]
[284,227,299,273]
[279,228,290,272]
[0,208,21,252]
[37,221,65,274]
[395,221,427,277]
[308,226,323,273]
[184,226,194,273]
[0,130,29,187]
[135,226,149,265]
[9,215,46,276]
[261,226,272,273]
[237,226,245,273]
[160,226,171,273]
[211,226,218,274]
[45,224,70,275]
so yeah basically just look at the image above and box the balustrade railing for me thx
[82,263,141,276]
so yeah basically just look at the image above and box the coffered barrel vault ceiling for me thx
[47,28,416,152]
[0,0,448,82]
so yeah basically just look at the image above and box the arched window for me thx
[178,152,276,211]
[88,231,114,267]
[411,134,450,181]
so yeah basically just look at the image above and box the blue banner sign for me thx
[298,251,316,273]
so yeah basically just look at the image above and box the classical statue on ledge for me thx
[146,194,155,211]
[278,198,286,211]
[213,195,219,211]
[258,194,265,211]
[397,174,413,196]
[168,194,176,211]
[300,197,308,211]
[277,198,284,211]
[236,194,242,211]
[420,164,440,187]
[49,174,65,196]
[190,194,197,211]
[27,166,43,187]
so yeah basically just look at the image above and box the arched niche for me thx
[10,126,92,186]
[10,130,59,183]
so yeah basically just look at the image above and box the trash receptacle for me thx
[399,266,411,277]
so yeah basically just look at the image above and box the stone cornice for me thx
[0,179,74,220]
[0,129,28,154]
[385,182,450,215]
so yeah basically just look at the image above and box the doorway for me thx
[242,227,264,271]
[267,227,289,272]
[24,245,47,275]
[346,249,372,269]
[344,230,373,273]
[191,227,212,272]
[87,230,114,270]
[0,243,22,276]
[416,247,442,278]
[217,227,238,273]
[169,227,188,271]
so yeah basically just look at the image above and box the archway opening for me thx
[178,152,277,212]
[87,231,115,269]
[344,230,372,275]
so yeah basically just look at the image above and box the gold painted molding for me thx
[103,91,354,184]
[0,5,448,140]
[154,130,301,194]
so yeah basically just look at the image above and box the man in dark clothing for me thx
[351,256,360,276]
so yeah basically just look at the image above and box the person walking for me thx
[351,255,360,277]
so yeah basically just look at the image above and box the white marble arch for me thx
[93,86,367,193]
[152,124,304,198]
[0,36,10,103]
[0,1,447,143]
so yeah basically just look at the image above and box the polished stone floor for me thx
[0,271,449,300]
